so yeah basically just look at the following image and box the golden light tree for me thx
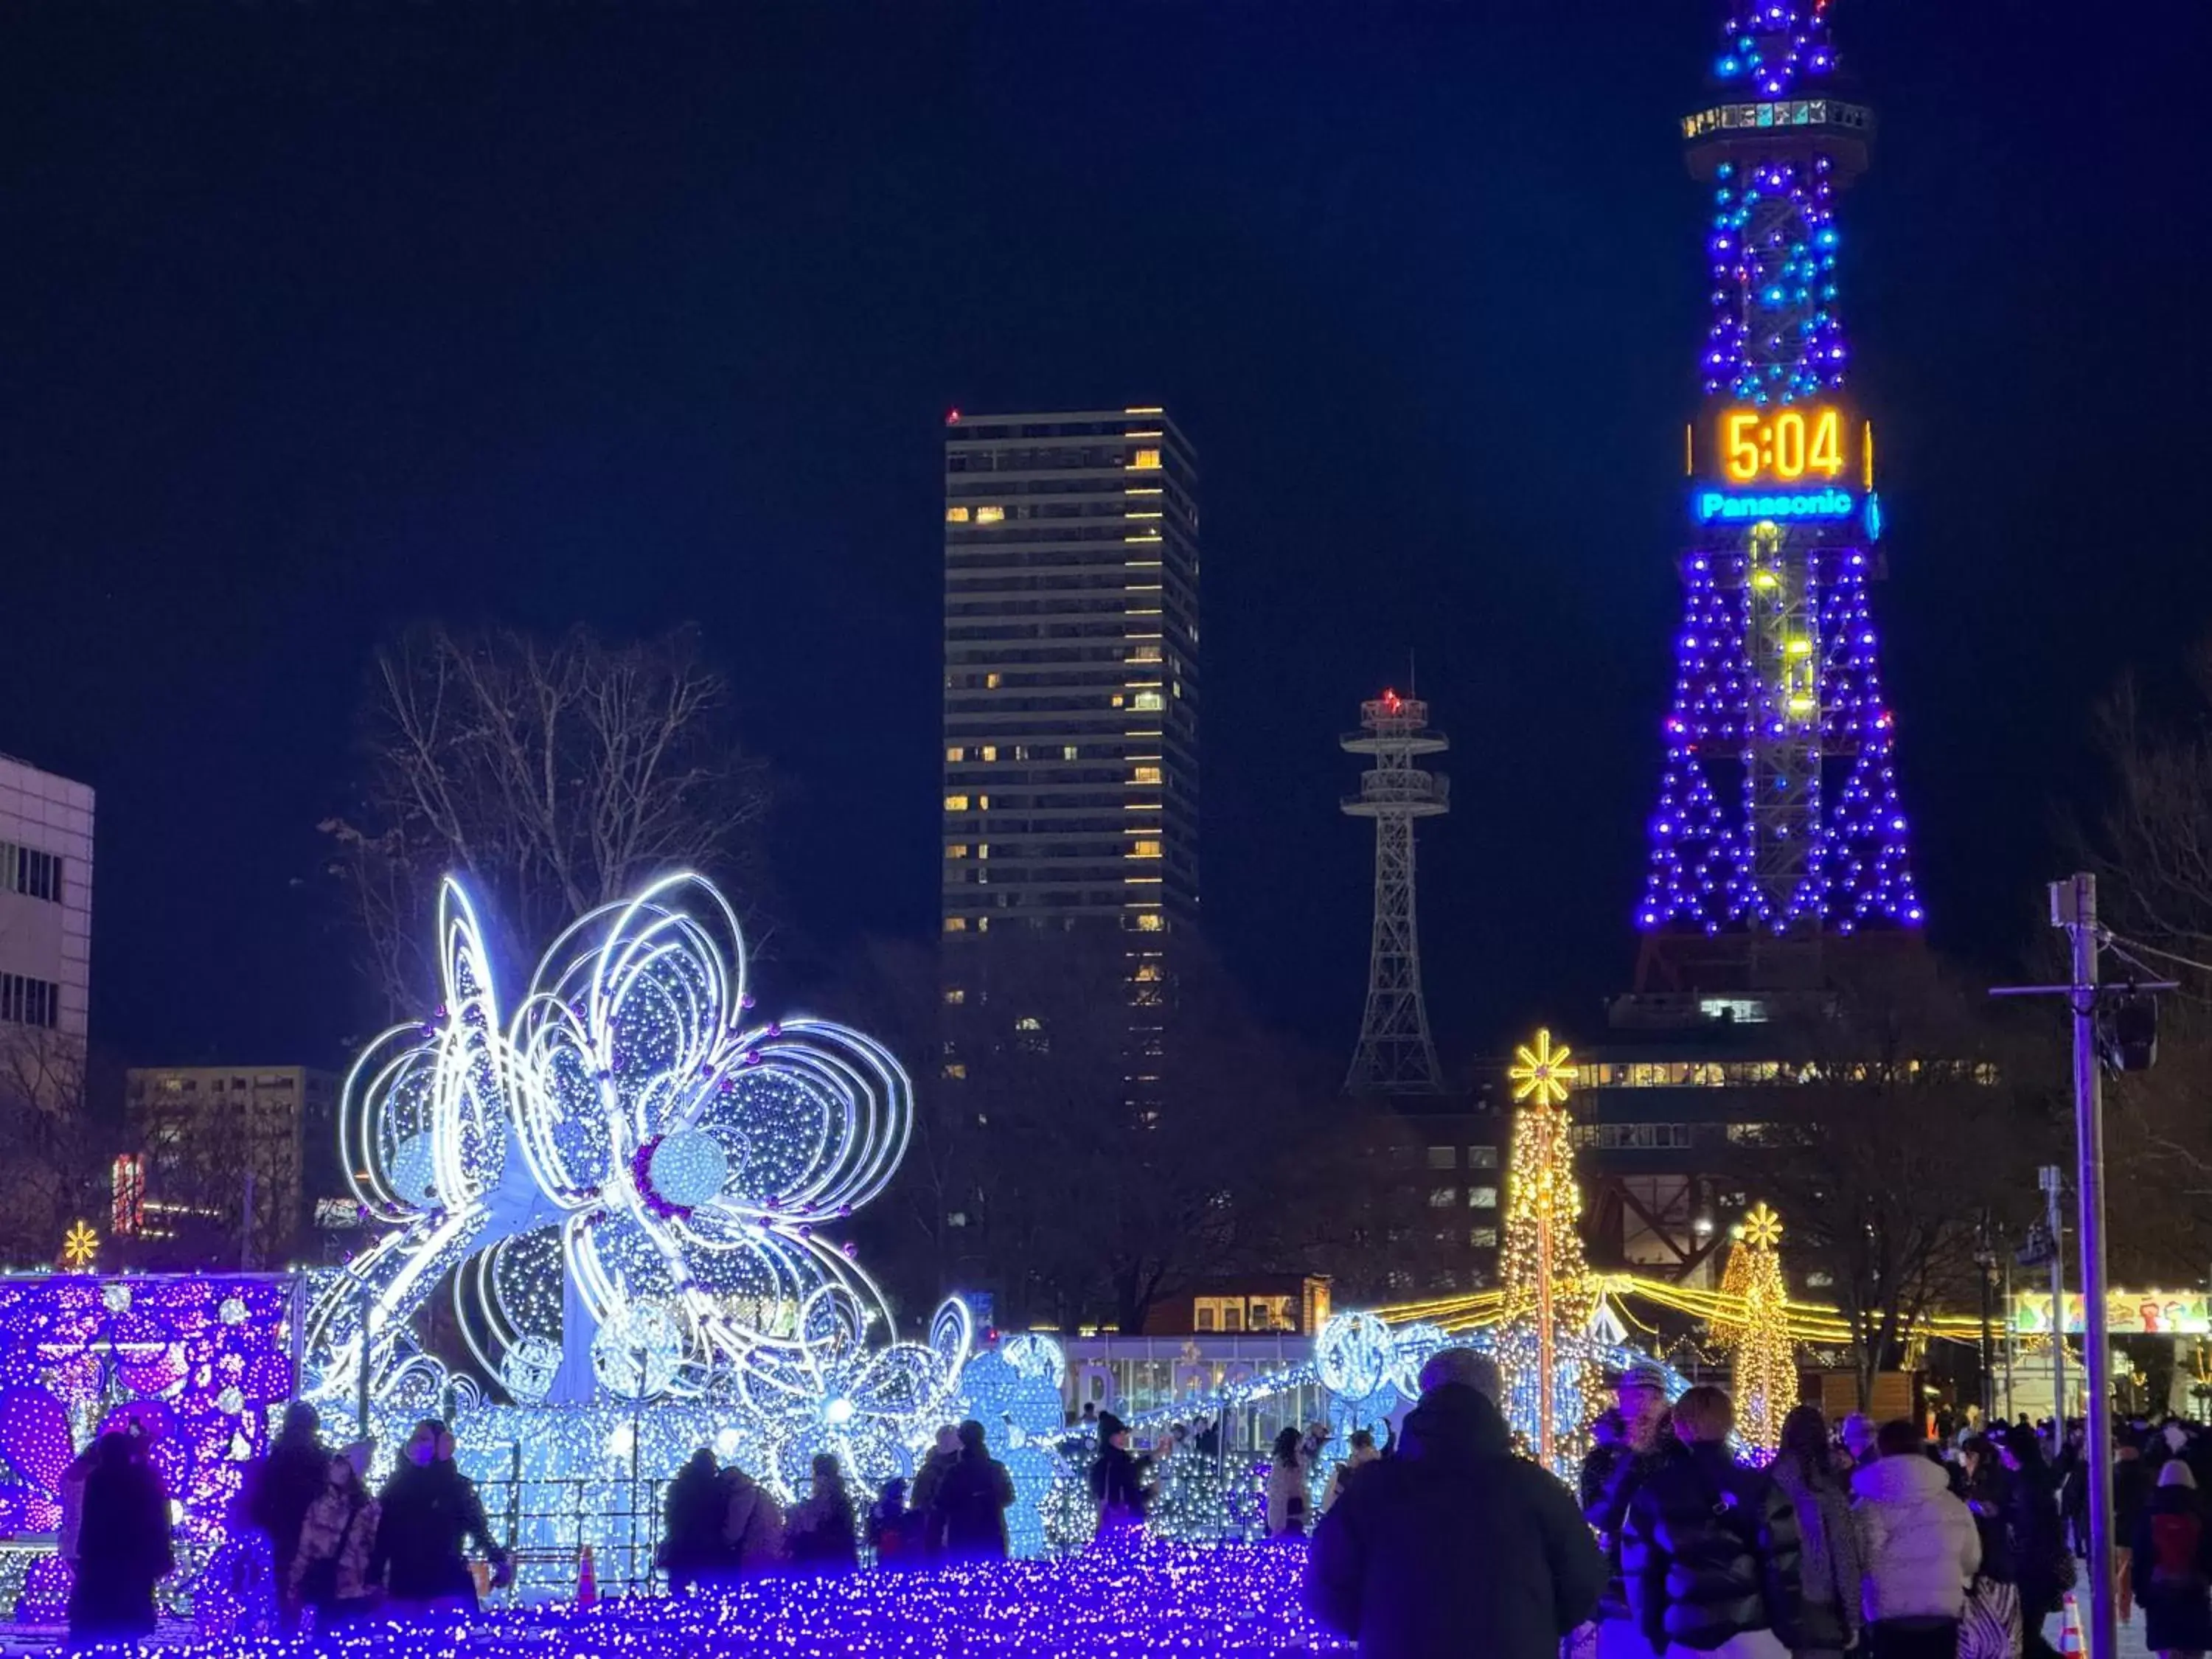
[1717,1203,1798,1450]
[1498,1029,1601,1472]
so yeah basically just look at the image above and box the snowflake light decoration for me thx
[303,873,923,1416]
[60,1222,99,1270]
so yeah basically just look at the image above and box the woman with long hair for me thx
[1265,1426,1310,1539]
[1769,1405,1863,1659]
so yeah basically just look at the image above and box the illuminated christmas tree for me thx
[1496,1029,1601,1473]
[1718,1203,1797,1450]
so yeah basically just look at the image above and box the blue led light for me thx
[1693,487,1857,524]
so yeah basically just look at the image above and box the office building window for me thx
[946,844,970,860]
[1130,765,1163,785]
[1133,912,1164,933]
[1468,1146,1498,1169]
[943,917,969,933]
[974,504,1006,524]
[945,506,970,523]
[1470,1226,1500,1248]
[1131,690,1165,712]
[0,844,62,904]
[1428,1186,1457,1209]
[1425,1146,1457,1170]
[944,794,970,812]
[1468,1186,1499,1209]
[0,973,60,1029]
[946,746,965,762]
[942,987,966,1005]
[1130,840,1163,860]
[1130,449,1162,470]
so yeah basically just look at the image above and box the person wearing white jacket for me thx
[1851,1421,1982,1659]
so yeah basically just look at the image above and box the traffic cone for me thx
[577,1543,597,1609]
[2058,1591,2084,1658]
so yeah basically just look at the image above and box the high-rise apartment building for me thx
[122,1065,340,1266]
[940,408,1200,951]
[0,754,94,1057]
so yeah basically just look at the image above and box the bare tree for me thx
[0,1030,103,1265]
[322,624,771,1015]
[1742,963,2053,1405]
[2079,646,2212,1281]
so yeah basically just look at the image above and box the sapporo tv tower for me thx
[1635,0,1924,991]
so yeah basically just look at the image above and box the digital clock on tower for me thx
[1714,404,1858,485]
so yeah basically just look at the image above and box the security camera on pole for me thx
[1992,873,2174,1659]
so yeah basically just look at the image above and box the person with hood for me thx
[867,1478,921,1565]
[66,1432,173,1646]
[1853,1419,1981,1659]
[1322,1430,1380,1514]
[931,1420,1017,1560]
[289,1444,381,1629]
[369,1420,509,1615]
[911,1425,960,1551]
[1267,1427,1312,1538]
[2134,1460,2212,1659]
[1089,1412,1149,1537]
[1770,1405,1863,1659]
[658,1448,726,1596]
[1308,1346,1602,1659]
[242,1401,330,1625]
[1583,1360,1692,1659]
[1997,1421,2072,1659]
[1621,1384,1801,1659]
[2119,1434,2154,1625]
[717,1462,786,1579]
[1838,1414,1879,1472]
[786,1453,859,1573]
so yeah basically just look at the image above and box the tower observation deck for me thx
[1343,690,1448,1094]
[1636,0,1922,992]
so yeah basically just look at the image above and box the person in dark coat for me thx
[239,1400,328,1625]
[1583,1360,1692,1659]
[1998,1422,2071,1659]
[2135,1461,2212,1659]
[931,1421,1016,1560]
[2118,1435,2154,1625]
[66,1432,173,1646]
[659,1448,726,1596]
[1309,1346,1601,1659]
[1089,1413,1149,1536]
[867,1478,922,1565]
[369,1420,509,1614]
[1622,1384,1801,1659]
[785,1453,860,1573]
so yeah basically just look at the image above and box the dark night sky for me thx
[2,1,2208,1079]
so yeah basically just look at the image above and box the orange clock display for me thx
[1716,404,1851,484]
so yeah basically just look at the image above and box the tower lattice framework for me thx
[1638,0,1923,986]
[1342,690,1447,1093]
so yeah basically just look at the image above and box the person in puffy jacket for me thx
[1851,1420,1980,1659]
[2135,1461,2212,1659]
[1584,1361,1693,1659]
[1622,1384,1801,1658]
[1307,1346,1603,1659]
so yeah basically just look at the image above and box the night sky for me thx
[4,2,2207,1081]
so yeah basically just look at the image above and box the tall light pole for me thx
[2060,874,2116,1659]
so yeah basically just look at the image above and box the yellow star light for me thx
[1742,1203,1783,1250]
[60,1221,100,1270]
[1509,1028,1578,1107]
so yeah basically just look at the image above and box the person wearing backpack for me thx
[1621,1385,1801,1659]
[2135,1461,2212,1659]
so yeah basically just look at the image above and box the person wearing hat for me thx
[1309,1344,1603,1659]
[370,1419,511,1615]
[1582,1360,1690,1659]
[1089,1412,1150,1536]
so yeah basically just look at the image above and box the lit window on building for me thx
[942,987,967,1005]
[984,672,1002,689]
[947,1211,969,1228]
[1127,644,1163,664]
[1062,745,1079,760]
[1129,449,1162,470]
[1130,765,1162,785]
[1425,1146,1456,1170]
[979,745,998,762]
[1129,840,1163,860]
[1468,1146,1498,1168]
[945,506,971,523]
[1469,1186,1499,1209]
[946,745,965,762]
[943,917,969,933]
[944,794,970,811]
[1428,1186,1457,1208]
[1470,1227,1500,1248]
[975,504,1006,524]
[1131,690,1165,712]
[945,844,970,860]
[942,1062,967,1080]
[1133,911,1164,933]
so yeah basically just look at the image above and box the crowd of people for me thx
[49,1367,2212,1659]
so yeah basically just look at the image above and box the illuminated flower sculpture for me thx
[305,874,939,1417]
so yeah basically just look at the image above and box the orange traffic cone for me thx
[2058,1591,2084,1658]
[577,1543,598,1608]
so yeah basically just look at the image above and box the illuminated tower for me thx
[1342,690,1447,1093]
[1638,1,1922,988]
